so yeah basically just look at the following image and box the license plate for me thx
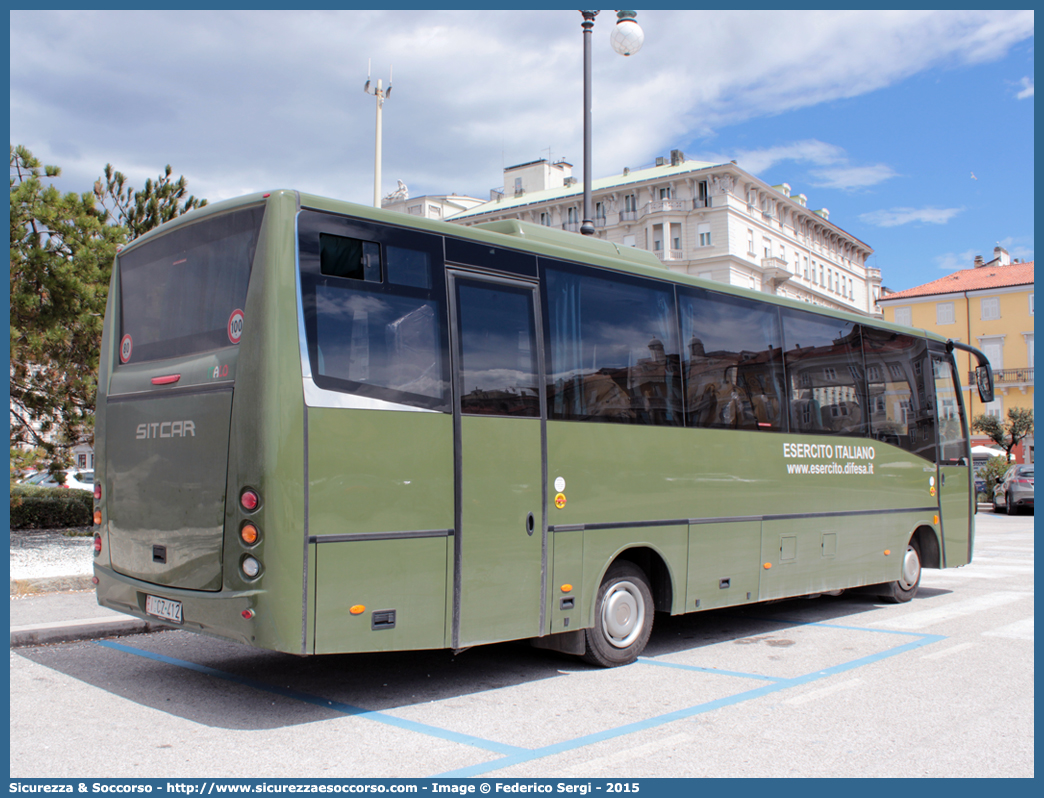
[145,595,183,624]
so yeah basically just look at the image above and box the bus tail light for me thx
[242,609,255,619]
[240,489,260,512]
[94,483,102,500]
[93,534,102,554]
[240,523,260,545]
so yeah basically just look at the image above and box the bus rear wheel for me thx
[879,539,921,603]
[582,562,654,667]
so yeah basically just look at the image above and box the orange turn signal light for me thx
[933,515,940,525]
[350,605,366,615]
[93,510,102,525]
[884,549,891,556]
[763,562,772,569]
[240,523,259,545]
[561,584,573,593]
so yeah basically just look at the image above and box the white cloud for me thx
[1016,76,1034,99]
[860,207,964,227]
[810,164,899,190]
[935,249,979,271]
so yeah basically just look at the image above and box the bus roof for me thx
[137,189,949,347]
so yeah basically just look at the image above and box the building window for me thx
[540,212,551,227]
[77,454,87,469]
[936,302,955,325]
[1030,293,1034,315]
[894,307,912,327]
[819,265,824,286]
[696,180,709,208]
[747,229,755,256]
[1025,333,1034,366]
[803,256,809,280]
[595,201,606,221]
[763,238,772,259]
[514,177,523,194]
[624,194,636,212]
[659,186,672,200]
[984,397,1003,420]
[670,223,682,250]
[981,296,1000,320]
[622,234,636,247]
[698,223,711,247]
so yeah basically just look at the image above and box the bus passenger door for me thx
[932,352,973,566]
[449,273,546,648]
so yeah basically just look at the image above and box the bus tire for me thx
[879,539,921,603]
[582,562,654,667]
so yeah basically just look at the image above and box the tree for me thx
[10,145,206,474]
[94,162,206,239]
[972,408,1034,461]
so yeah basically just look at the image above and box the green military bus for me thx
[92,190,994,666]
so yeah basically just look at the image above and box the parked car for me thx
[993,464,1034,515]
[31,469,94,492]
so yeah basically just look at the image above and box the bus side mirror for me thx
[975,363,994,404]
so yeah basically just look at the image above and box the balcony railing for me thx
[619,210,638,223]
[970,368,1033,387]
[693,198,712,209]
[639,200,689,219]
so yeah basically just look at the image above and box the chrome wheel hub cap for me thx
[601,580,645,648]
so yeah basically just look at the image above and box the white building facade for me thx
[448,151,881,316]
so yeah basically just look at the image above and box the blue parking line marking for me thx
[439,631,946,777]
[637,658,785,681]
[98,623,946,778]
[95,640,525,756]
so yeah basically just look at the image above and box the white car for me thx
[34,470,94,492]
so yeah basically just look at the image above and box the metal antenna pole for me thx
[365,62,392,208]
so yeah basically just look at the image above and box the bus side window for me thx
[680,288,784,431]
[781,310,867,438]
[545,265,681,426]
[320,234,381,282]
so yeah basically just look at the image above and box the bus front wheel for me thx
[879,539,921,603]
[583,562,654,667]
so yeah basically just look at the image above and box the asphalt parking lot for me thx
[10,510,1034,779]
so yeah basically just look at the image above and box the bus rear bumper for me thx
[94,564,264,649]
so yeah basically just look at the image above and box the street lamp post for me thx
[579,10,644,236]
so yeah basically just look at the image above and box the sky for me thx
[9,9,1035,292]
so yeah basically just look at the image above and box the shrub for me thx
[10,483,93,529]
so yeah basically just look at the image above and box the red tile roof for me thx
[883,261,1034,300]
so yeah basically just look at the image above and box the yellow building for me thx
[878,248,1033,463]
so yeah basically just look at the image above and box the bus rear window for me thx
[117,205,264,364]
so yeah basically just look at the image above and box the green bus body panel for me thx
[306,408,454,537]
[307,407,454,653]
[313,538,449,654]
[546,420,940,626]
[458,414,544,647]
[687,520,761,610]
[106,388,233,590]
[549,529,583,634]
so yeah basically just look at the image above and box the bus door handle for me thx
[526,512,535,536]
